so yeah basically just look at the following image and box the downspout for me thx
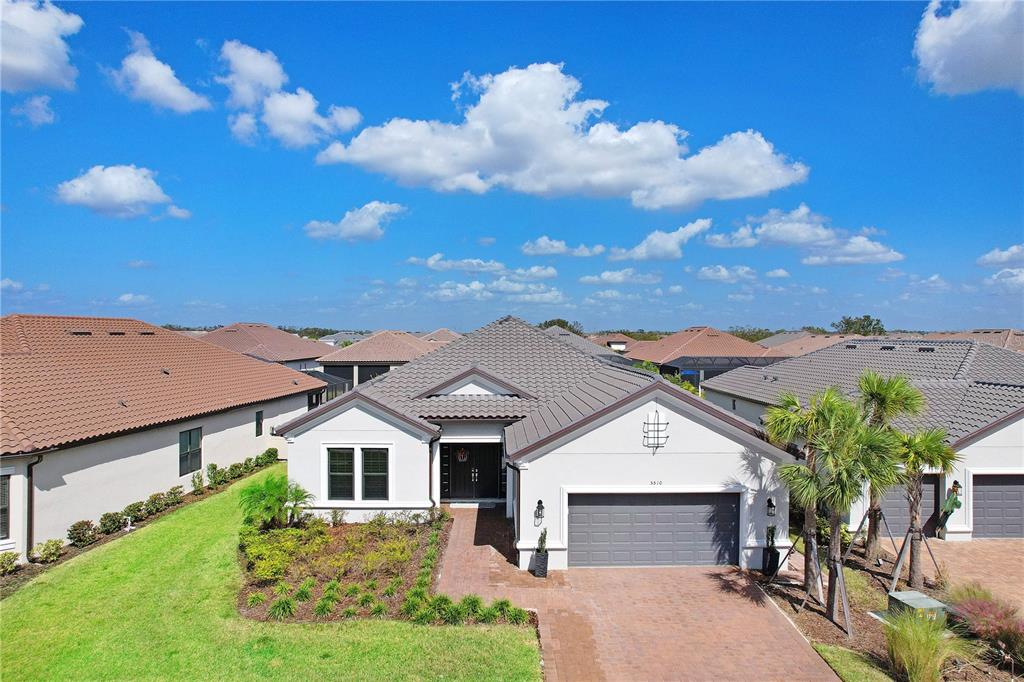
[428,428,442,510]
[25,451,48,552]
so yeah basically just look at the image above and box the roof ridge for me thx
[953,341,979,380]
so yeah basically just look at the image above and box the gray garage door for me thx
[881,475,940,537]
[567,493,739,567]
[973,475,1024,538]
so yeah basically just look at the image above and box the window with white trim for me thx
[0,475,9,540]
[327,448,354,500]
[361,448,389,500]
[178,428,202,477]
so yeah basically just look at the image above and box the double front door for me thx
[441,443,502,499]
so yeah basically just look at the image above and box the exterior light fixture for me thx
[534,500,545,522]
[951,480,962,496]
[766,497,776,517]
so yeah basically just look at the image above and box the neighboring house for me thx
[0,315,325,560]
[763,334,863,357]
[202,322,334,372]
[921,329,1024,354]
[173,329,210,339]
[320,331,372,347]
[318,330,444,387]
[625,326,787,387]
[702,338,1024,541]
[588,332,636,352]
[544,325,634,367]
[419,328,462,344]
[276,316,795,572]
[757,330,811,348]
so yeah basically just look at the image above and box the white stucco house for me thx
[703,338,1024,541]
[0,315,325,560]
[202,322,334,374]
[277,316,796,572]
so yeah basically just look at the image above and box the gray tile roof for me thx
[542,325,635,366]
[758,330,810,348]
[701,338,1024,444]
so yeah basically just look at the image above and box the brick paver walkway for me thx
[437,507,838,681]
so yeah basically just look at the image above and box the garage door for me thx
[973,475,1024,538]
[881,475,939,537]
[567,493,740,567]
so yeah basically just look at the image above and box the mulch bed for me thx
[238,515,453,622]
[761,548,1014,681]
[0,464,278,600]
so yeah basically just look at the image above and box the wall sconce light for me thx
[534,500,545,522]
[766,497,776,517]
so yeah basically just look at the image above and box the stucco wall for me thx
[514,396,791,571]
[286,403,433,521]
[281,359,320,372]
[703,389,769,425]
[10,393,308,558]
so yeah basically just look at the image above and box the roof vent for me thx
[161,368,171,375]
[293,379,299,385]
[845,344,857,349]
[108,331,125,336]
[69,330,92,336]
[118,400,128,408]
[138,331,155,336]
[880,345,896,351]
[917,346,936,353]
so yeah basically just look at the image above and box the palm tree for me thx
[764,387,848,595]
[897,429,957,588]
[285,481,315,525]
[238,474,289,529]
[857,371,924,562]
[779,397,899,621]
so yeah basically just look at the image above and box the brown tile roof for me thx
[318,330,440,364]
[588,333,636,347]
[922,329,1024,353]
[201,322,334,363]
[765,334,863,357]
[1,315,324,456]
[419,328,462,344]
[625,326,784,364]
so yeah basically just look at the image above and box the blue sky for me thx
[2,1,1022,332]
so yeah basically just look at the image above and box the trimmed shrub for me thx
[273,581,292,598]
[99,511,126,535]
[243,457,256,474]
[322,579,341,602]
[256,448,279,467]
[400,597,423,617]
[67,520,98,547]
[247,592,266,607]
[477,605,499,624]
[357,592,374,607]
[491,599,513,619]
[365,578,378,592]
[122,501,147,523]
[313,597,334,618]
[33,539,63,563]
[341,606,357,619]
[143,493,167,517]
[295,577,316,602]
[268,597,296,620]
[885,611,972,682]
[227,463,245,480]
[165,485,185,506]
[370,602,387,618]
[344,583,360,597]
[206,463,228,488]
[413,606,436,625]
[505,607,530,625]
[439,601,466,625]
[0,551,19,575]
[405,586,427,602]
[191,471,205,495]
[253,556,290,583]
[330,509,346,527]
[459,594,483,619]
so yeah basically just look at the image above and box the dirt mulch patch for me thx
[0,466,278,600]
[238,515,452,623]
[762,549,1013,681]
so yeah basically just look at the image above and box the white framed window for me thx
[321,444,391,503]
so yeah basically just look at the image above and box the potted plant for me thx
[534,528,549,578]
[762,525,780,576]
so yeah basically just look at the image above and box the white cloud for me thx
[908,273,951,294]
[216,39,287,109]
[668,284,684,294]
[579,267,660,285]
[304,201,405,242]
[765,268,790,278]
[126,259,153,269]
[316,62,807,209]
[727,293,754,302]
[1,0,83,93]
[977,243,1024,267]
[510,265,557,280]
[1,277,24,292]
[591,289,638,301]
[507,286,566,304]
[429,280,493,301]
[10,93,54,125]
[477,236,496,246]
[985,268,1024,292]
[407,252,505,273]
[165,205,191,220]
[609,219,711,261]
[914,0,1024,96]
[108,31,211,113]
[396,277,417,288]
[696,265,757,283]
[521,235,605,257]
[262,88,359,148]
[228,112,258,145]
[707,204,903,265]
[56,165,180,218]
[116,292,152,305]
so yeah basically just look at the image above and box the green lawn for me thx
[813,645,893,682]
[0,466,541,681]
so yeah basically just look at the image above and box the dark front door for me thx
[442,443,503,499]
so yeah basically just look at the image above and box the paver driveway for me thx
[438,507,837,682]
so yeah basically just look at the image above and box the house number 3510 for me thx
[650,480,663,485]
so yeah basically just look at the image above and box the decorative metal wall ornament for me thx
[456,447,469,463]
[642,409,669,452]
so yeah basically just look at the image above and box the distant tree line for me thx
[278,326,343,339]
[162,324,219,331]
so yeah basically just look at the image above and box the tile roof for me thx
[757,331,811,348]
[701,338,1024,445]
[202,322,334,362]
[543,325,635,366]
[588,333,636,347]
[921,329,1024,353]
[319,331,372,345]
[625,326,786,365]
[318,330,442,364]
[278,316,779,460]
[419,328,462,343]
[765,334,864,357]
[1,315,324,456]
